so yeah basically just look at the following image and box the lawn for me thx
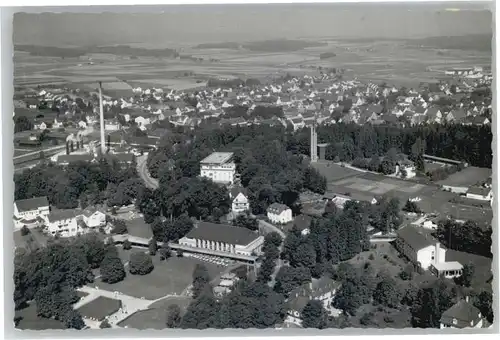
[118,296,192,330]
[88,256,224,300]
[77,296,122,321]
[311,161,361,183]
[15,303,67,330]
[436,166,492,187]
[347,242,408,278]
[13,228,50,251]
[125,218,153,239]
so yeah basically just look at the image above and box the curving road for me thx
[136,154,159,189]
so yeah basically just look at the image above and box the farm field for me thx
[87,255,224,300]
[15,38,491,93]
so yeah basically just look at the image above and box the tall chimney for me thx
[98,81,106,155]
[435,242,440,264]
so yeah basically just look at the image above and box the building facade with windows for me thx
[178,221,264,257]
[200,152,236,185]
[440,298,483,329]
[267,203,293,224]
[13,196,50,229]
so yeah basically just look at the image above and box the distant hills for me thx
[407,34,492,52]
[194,39,327,52]
[15,44,179,59]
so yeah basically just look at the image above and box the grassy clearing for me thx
[88,256,224,300]
[118,296,192,330]
[15,303,67,330]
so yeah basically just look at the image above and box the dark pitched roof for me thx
[15,196,49,212]
[440,300,482,328]
[467,186,491,196]
[229,186,248,200]
[267,203,290,214]
[184,221,260,246]
[47,209,82,223]
[293,214,312,231]
[396,225,436,251]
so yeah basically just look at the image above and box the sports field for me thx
[328,172,434,202]
[88,255,224,300]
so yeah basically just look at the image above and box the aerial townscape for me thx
[11,4,494,332]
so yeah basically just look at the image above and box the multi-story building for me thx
[200,152,236,185]
[267,203,293,224]
[45,208,106,238]
[229,186,250,214]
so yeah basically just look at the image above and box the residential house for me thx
[45,209,84,238]
[81,208,107,229]
[229,186,250,214]
[440,298,483,329]
[289,117,305,131]
[426,107,443,124]
[78,120,88,129]
[446,109,468,123]
[267,203,293,224]
[286,277,342,325]
[13,196,50,229]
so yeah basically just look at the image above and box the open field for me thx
[15,38,491,93]
[436,166,492,188]
[88,256,224,300]
[118,296,192,329]
[311,161,362,183]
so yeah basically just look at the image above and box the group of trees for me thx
[282,201,370,281]
[317,123,491,170]
[146,125,328,219]
[15,159,142,210]
[256,232,283,283]
[434,219,492,258]
[180,278,286,329]
[14,234,109,329]
[14,116,34,133]
[350,147,406,176]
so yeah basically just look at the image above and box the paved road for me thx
[257,219,286,239]
[136,155,159,189]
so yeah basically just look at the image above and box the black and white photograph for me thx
[7,1,495,333]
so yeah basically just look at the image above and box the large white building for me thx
[13,196,50,229]
[200,152,236,185]
[395,226,463,278]
[178,221,264,257]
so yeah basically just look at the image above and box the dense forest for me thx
[306,123,492,169]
